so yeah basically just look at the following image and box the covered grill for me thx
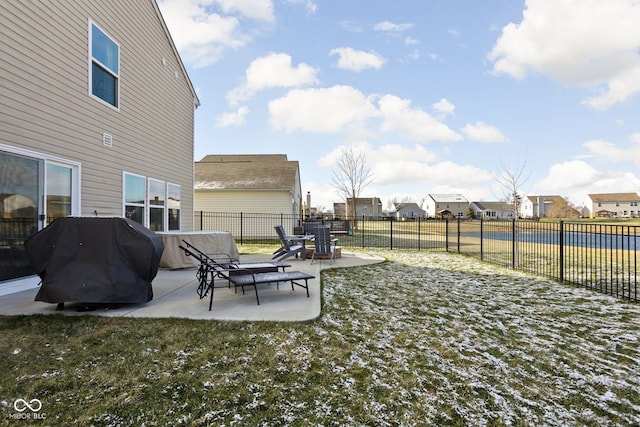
[25,217,163,305]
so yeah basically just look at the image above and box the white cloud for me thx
[535,160,603,191]
[214,0,275,22]
[405,36,419,46]
[158,0,260,68]
[269,88,463,143]
[488,0,640,110]
[373,21,413,32]
[329,47,386,72]
[532,160,640,207]
[432,98,455,117]
[215,106,249,127]
[283,0,318,14]
[227,53,318,106]
[318,143,489,187]
[461,122,507,143]
[583,138,640,167]
[378,95,462,142]
[268,85,378,133]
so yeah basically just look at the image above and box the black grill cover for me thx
[24,217,163,304]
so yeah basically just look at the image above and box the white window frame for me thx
[123,172,146,225]
[89,20,120,110]
[148,178,166,232]
[167,182,181,231]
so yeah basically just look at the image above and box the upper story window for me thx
[90,21,119,108]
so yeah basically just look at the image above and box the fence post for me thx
[445,218,449,252]
[361,215,365,249]
[199,211,203,231]
[480,218,484,261]
[418,217,421,251]
[511,218,516,269]
[559,220,564,282]
[390,218,394,250]
[457,217,461,253]
[239,212,243,245]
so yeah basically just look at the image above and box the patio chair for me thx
[311,225,337,265]
[273,225,305,262]
[182,239,290,273]
[179,243,313,309]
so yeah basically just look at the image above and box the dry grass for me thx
[1,250,639,426]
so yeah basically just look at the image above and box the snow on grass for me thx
[2,250,638,426]
[315,250,640,426]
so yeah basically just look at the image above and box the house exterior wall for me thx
[346,198,383,218]
[1,1,197,290]
[1,0,195,229]
[195,190,296,215]
[424,195,469,218]
[395,204,426,219]
[590,195,640,218]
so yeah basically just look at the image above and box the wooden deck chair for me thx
[311,225,337,265]
[273,225,305,262]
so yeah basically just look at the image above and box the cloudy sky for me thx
[158,0,640,212]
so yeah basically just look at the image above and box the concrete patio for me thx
[0,251,384,321]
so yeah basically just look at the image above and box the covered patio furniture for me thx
[24,217,163,309]
[311,225,338,265]
[273,225,307,261]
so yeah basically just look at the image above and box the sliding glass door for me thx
[0,152,41,281]
[0,151,77,282]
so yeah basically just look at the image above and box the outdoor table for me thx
[158,231,238,269]
[288,234,313,260]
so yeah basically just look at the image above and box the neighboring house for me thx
[470,201,515,220]
[345,197,383,218]
[1,1,199,293]
[393,203,426,220]
[424,194,469,218]
[588,193,640,218]
[333,203,346,218]
[521,195,566,218]
[194,154,302,216]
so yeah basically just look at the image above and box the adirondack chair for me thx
[273,225,306,261]
[311,225,337,265]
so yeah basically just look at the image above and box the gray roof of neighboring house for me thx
[471,201,513,211]
[195,154,299,190]
[588,193,640,202]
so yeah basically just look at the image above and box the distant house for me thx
[194,154,302,216]
[424,194,469,218]
[470,201,515,220]
[1,1,198,293]
[345,197,383,218]
[522,195,565,218]
[393,203,426,220]
[588,193,640,218]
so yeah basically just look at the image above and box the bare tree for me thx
[493,159,530,218]
[331,145,373,221]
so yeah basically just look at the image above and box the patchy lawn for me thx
[1,250,638,426]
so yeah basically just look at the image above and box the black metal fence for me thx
[195,211,638,302]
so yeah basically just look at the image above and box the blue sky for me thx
[158,0,640,212]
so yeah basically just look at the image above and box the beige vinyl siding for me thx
[195,190,295,238]
[1,0,195,230]
[195,190,294,214]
